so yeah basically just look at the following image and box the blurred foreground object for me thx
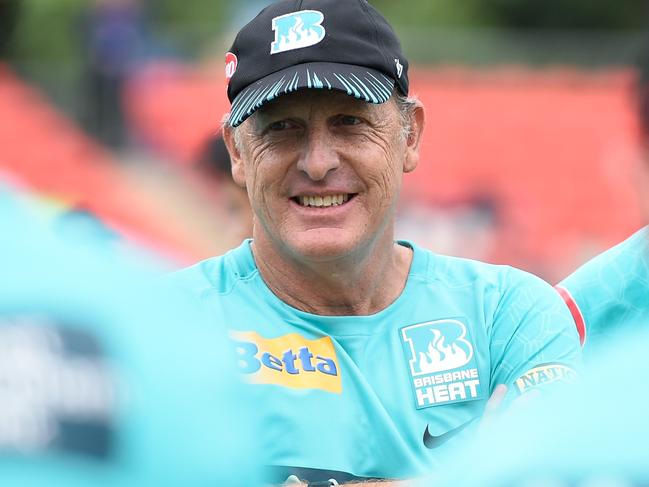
[427,325,649,487]
[0,188,259,486]
[557,228,649,353]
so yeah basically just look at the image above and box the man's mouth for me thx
[293,194,355,208]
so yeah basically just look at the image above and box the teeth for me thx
[298,194,350,208]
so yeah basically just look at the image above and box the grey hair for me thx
[392,90,419,141]
[221,112,245,154]
[223,89,419,148]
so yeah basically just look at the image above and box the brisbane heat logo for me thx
[270,10,326,55]
[401,319,482,409]
[405,321,473,375]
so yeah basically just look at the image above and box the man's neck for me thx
[251,237,413,316]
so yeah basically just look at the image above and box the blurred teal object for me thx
[0,188,260,486]
[425,325,649,487]
[558,227,649,357]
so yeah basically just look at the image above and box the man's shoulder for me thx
[169,241,257,297]
[413,245,574,355]
[557,227,649,344]
[413,243,544,293]
[561,227,648,288]
[558,226,649,308]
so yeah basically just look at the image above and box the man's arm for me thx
[284,479,411,486]
[280,386,510,487]
[489,268,581,402]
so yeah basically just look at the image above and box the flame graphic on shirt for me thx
[418,329,472,374]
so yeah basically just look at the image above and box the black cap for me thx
[225,0,409,127]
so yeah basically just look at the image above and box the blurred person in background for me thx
[172,1,580,485]
[0,0,19,60]
[194,133,253,243]
[81,0,146,150]
[396,194,500,263]
[556,40,649,356]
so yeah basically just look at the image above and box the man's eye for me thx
[338,115,361,126]
[268,120,294,131]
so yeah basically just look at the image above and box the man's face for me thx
[226,90,423,261]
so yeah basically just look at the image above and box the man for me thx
[556,43,649,355]
[173,1,580,485]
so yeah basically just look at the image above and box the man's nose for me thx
[296,127,340,181]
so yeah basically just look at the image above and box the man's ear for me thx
[403,101,425,174]
[223,123,247,188]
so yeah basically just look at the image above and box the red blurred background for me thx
[1,59,643,281]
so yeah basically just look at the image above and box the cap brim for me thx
[228,62,395,127]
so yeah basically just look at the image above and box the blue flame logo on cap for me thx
[270,10,326,55]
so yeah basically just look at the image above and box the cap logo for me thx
[395,58,403,78]
[225,52,238,84]
[270,10,325,55]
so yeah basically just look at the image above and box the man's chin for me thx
[286,231,362,262]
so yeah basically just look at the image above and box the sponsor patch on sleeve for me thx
[515,363,577,394]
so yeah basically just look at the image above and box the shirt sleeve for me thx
[489,267,582,400]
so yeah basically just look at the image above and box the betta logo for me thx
[230,331,342,393]
[401,319,482,409]
[270,10,326,55]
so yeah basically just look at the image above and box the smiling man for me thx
[172,1,581,485]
